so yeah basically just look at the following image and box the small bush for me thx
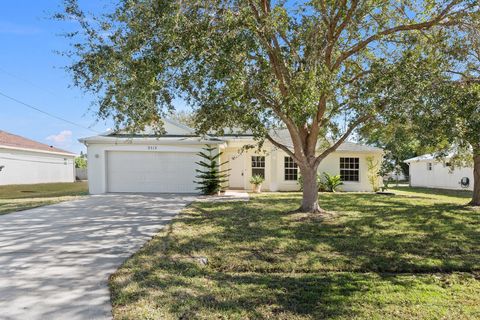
[75,157,87,168]
[323,173,343,192]
[297,172,341,192]
[249,175,265,185]
[366,156,381,192]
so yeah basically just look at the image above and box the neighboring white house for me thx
[404,154,473,190]
[80,119,383,194]
[0,130,76,185]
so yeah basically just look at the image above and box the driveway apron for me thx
[0,194,196,320]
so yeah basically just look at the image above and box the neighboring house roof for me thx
[0,130,75,156]
[80,119,383,153]
[404,153,454,163]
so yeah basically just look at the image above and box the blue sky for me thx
[0,1,186,154]
[0,1,106,154]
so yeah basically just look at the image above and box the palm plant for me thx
[323,173,343,192]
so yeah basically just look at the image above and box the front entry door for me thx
[228,152,245,189]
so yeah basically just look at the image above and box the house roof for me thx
[404,153,454,163]
[80,120,383,153]
[335,141,383,153]
[261,129,383,153]
[0,130,75,156]
[110,118,196,136]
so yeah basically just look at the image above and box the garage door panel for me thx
[107,151,198,193]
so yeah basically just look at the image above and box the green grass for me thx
[110,189,480,319]
[0,182,88,214]
[392,186,473,201]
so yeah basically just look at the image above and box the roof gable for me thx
[163,119,195,135]
[0,130,75,155]
[111,119,195,137]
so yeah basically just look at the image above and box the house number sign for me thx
[147,146,158,151]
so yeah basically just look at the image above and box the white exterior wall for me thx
[408,160,473,190]
[319,151,383,192]
[222,144,274,192]
[84,132,382,194]
[0,148,75,185]
[86,142,214,194]
[274,149,382,192]
[222,142,383,192]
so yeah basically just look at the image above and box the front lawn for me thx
[0,182,88,215]
[110,189,480,319]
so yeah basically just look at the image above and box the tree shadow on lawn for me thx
[112,250,480,319]
[316,195,480,272]
[175,193,480,273]
[391,186,473,201]
[111,192,480,318]
[114,255,373,319]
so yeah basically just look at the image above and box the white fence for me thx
[75,168,88,180]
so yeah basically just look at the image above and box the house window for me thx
[340,157,359,182]
[284,156,298,181]
[427,162,433,171]
[251,156,265,178]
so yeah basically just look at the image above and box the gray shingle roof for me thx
[82,121,382,153]
[335,141,383,153]
[264,129,382,153]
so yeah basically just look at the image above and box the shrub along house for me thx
[80,119,383,194]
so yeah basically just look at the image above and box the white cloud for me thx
[46,130,73,144]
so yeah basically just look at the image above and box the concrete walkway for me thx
[0,194,196,320]
[197,190,250,202]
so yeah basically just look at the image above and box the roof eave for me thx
[79,136,225,145]
[0,145,76,157]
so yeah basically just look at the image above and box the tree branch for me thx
[305,94,327,162]
[247,0,290,96]
[325,0,358,70]
[332,0,461,70]
[266,133,298,162]
[314,115,372,167]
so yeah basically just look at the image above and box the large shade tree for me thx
[58,0,478,212]
[432,82,480,206]
[446,17,480,205]
[358,18,480,206]
[411,17,480,206]
[360,120,420,178]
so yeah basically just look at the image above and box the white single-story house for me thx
[80,119,383,194]
[404,154,473,190]
[0,130,76,185]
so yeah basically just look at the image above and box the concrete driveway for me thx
[0,194,196,320]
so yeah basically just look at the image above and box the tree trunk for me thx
[469,153,480,206]
[300,166,321,212]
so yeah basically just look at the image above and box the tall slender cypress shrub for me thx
[194,145,229,195]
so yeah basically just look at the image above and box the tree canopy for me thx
[358,13,480,204]
[57,0,479,211]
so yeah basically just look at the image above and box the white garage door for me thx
[106,151,198,193]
